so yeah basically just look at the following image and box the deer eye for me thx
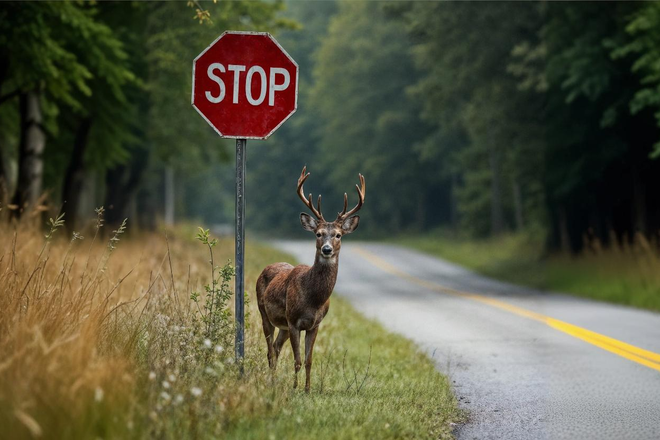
[336,234,341,239]
[316,233,322,238]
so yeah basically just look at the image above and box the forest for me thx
[2,1,660,253]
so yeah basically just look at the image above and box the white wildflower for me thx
[148,371,156,381]
[160,391,171,402]
[94,387,104,402]
[168,374,176,383]
[162,380,170,389]
[191,387,202,397]
[203,339,212,349]
[175,394,184,405]
[215,345,224,354]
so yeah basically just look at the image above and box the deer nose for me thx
[321,245,332,255]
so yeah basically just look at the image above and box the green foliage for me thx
[612,2,660,157]
[0,3,91,108]
[311,1,431,233]
[246,0,436,236]
[6,0,660,253]
[236,1,660,250]
[246,0,337,235]
[401,2,546,236]
[0,0,299,228]
[145,1,297,171]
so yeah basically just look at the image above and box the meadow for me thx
[396,230,660,312]
[0,210,461,439]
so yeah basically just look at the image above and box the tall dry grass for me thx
[0,209,286,439]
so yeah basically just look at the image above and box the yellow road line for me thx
[353,246,660,373]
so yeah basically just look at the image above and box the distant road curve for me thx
[272,241,660,440]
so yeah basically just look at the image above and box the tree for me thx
[401,2,545,236]
[613,2,660,159]
[246,0,337,235]
[310,0,431,234]
[538,2,658,249]
[101,0,296,228]
[0,2,131,216]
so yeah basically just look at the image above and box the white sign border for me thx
[191,30,300,140]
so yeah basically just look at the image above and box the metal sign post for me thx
[235,138,246,366]
[192,31,298,368]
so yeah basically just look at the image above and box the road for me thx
[272,241,660,440]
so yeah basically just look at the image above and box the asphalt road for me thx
[272,241,660,440]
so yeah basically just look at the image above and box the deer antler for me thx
[336,173,366,222]
[297,166,325,221]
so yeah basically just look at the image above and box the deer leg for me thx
[259,309,276,369]
[273,329,290,370]
[304,326,319,393]
[289,326,302,389]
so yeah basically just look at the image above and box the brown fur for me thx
[257,166,365,392]
[256,220,356,392]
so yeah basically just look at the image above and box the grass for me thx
[394,230,660,312]
[0,212,461,439]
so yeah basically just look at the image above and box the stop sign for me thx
[192,31,299,139]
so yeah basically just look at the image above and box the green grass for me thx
[394,230,660,312]
[228,296,460,439]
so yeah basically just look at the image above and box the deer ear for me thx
[300,213,317,232]
[341,215,359,234]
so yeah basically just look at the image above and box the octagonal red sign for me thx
[192,31,299,139]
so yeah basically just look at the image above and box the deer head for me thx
[297,166,366,261]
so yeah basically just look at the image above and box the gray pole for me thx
[235,138,246,367]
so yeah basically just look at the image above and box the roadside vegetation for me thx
[0,211,461,440]
[395,230,660,312]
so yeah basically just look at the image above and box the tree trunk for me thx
[61,117,93,233]
[0,145,7,201]
[512,176,524,231]
[558,206,571,254]
[450,172,458,230]
[164,166,174,226]
[0,52,11,199]
[631,162,646,235]
[415,188,425,231]
[137,184,158,231]
[12,91,46,216]
[489,145,505,235]
[79,171,97,216]
[104,147,149,229]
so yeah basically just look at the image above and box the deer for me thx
[256,166,366,392]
